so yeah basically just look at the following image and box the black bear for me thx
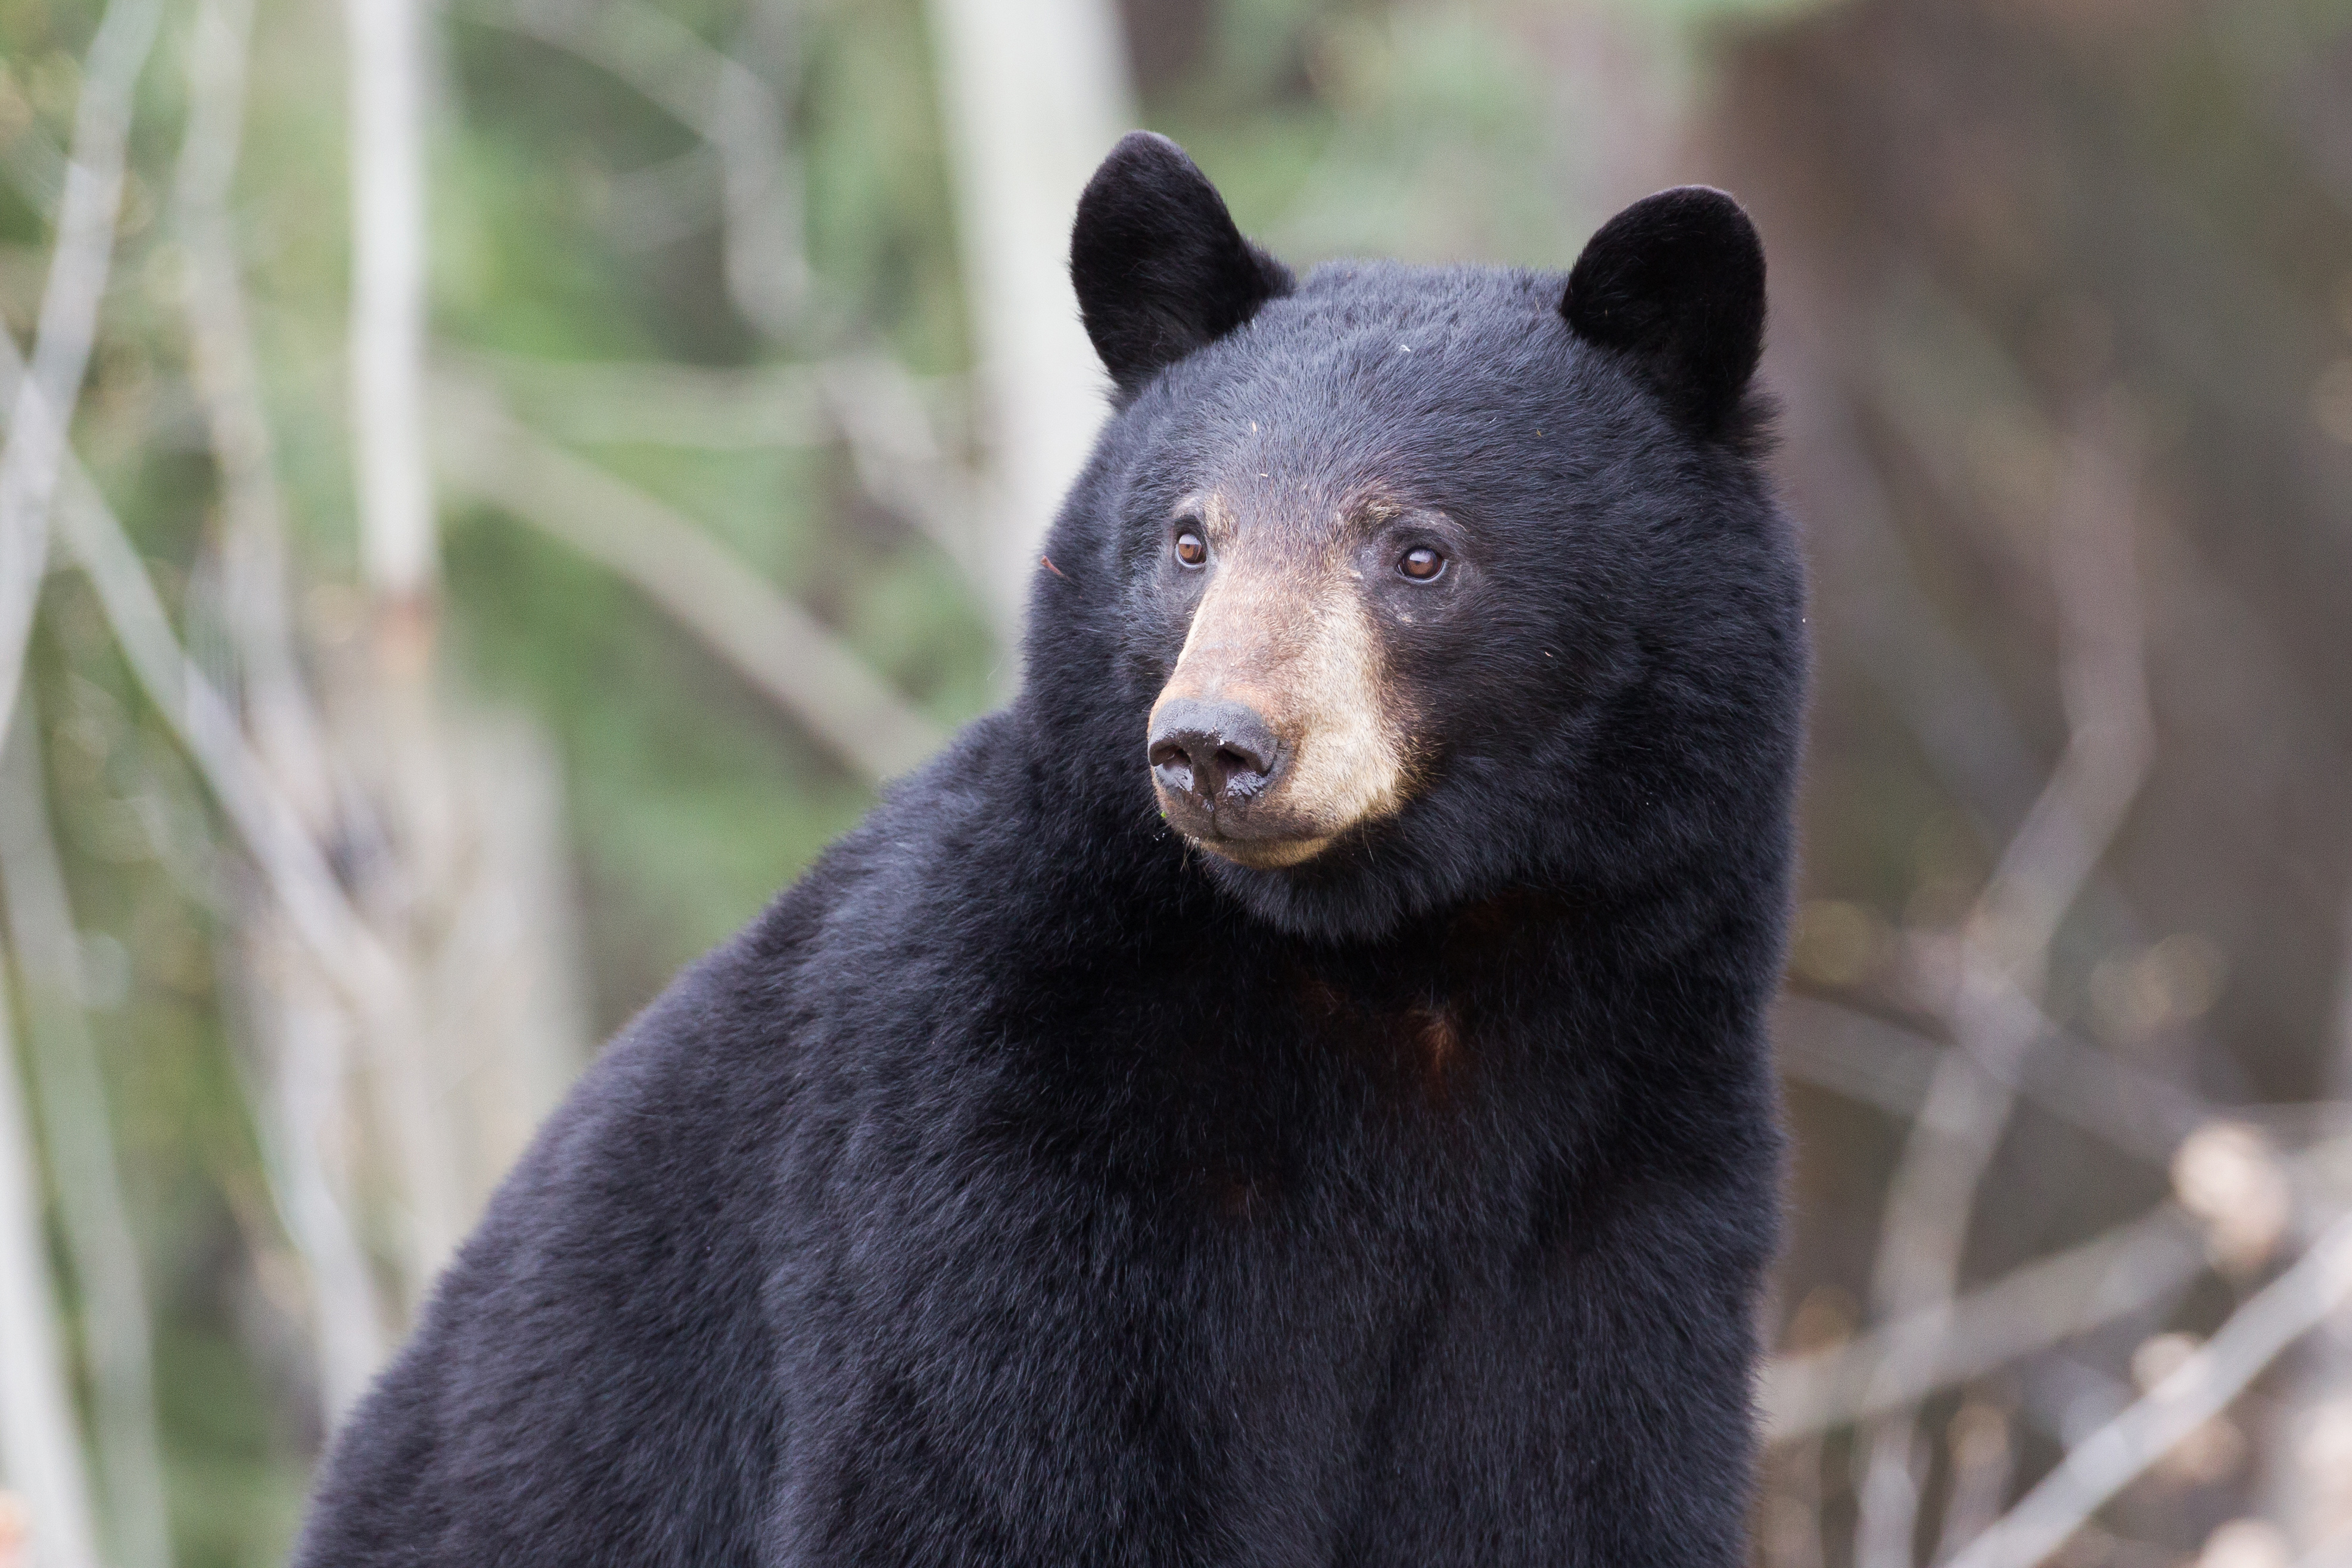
[293,132,1806,1566]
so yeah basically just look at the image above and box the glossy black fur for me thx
[294,149,1807,1566]
[1074,133,1296,399]
[1562,185,1766,435]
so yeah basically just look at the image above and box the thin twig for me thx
[1766,1200,2206,1439]
[465,351,835,449]
[2262,879,2352,1555]
[175,0,343,830]
[820,354,995,582]
[1932,1403,2015,1566]
[457,349,989,577]
[0,332,397,1048]
[477,0,808,337]
[173,0,405,1407]
[432,372,945,779]
[0,9,166,1555]
[0,712,171,1568]
[1778,993,2210,1165]
[1853,397,2155,1565]
[1871,401,2156,1315]
[0,329,463,1304]
[1945,1208,2352,1568]
[0,968,99,1568]
[224,950,390,1420]
[0,0,165,750]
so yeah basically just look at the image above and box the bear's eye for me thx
[1174,528,1209,568]
[1398,546,1445,581]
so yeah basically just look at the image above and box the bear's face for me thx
[1059,135,1797,940]
[1140,478,1449,870]
[1109,278,1660,889]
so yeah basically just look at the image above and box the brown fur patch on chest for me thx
[1290,963,1467,1103]
[1406,1004,1461,1084]
[1205,1166,1270,1221]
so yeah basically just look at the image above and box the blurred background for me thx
[0,0,2348,1563]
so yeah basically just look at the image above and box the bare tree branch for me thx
[1778,993,2210,1166]
[1854,396,2156,1565]
[820,354,995,584]
[0,8,166,1554]
[474,0,809,337]
[460,350,991,580]
[433,373,946,780]
[0,712,170,1568]
[0,967,98,1568]
[468,351,834,449]
[0,0,164,755]
[1766,1200,2207,1439]
[175,0,343,831]
[0,324,470,1311]
[1871,397,2157,1315]
[226,951,391,1420]
[0,332,390,1047]
[1934,1402,2017,1565]
[1945,1208,2352,1568]
[174,0,402,1414]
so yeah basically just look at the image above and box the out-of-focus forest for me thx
[0,0,2347,1563]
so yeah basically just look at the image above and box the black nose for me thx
[1149,698,1281,808]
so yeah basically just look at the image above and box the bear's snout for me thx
[1146,525,1412,870]
[1148,697,1284,812]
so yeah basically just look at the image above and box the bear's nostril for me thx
[1214,745,1268,779]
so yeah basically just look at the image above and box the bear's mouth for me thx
[1147,726,1408,872]
[1174,816,1335,870]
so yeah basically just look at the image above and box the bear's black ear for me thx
[1560,186,1765,434]
[1071,132,1294,398]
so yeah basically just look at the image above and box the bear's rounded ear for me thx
[1560,186,1765,435]
[1071,132,1295,399]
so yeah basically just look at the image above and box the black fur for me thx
[1072,131,1295,399]
[293,147,1807,1567]
[1561,185,1766,436]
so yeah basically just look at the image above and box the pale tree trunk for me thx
[2263,902,2352,1559]
[0,0,163,1556]
[176,0,396,1428]
[235,950,390,1423]
[0,970,97,1568]
[343,0,590,1303]
[343,0,468,1299]
[429,712,587,1212]
[347,0,438,607]
[923,0,1137,647]
[0,717,170,1568]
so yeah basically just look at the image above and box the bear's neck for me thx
[966,690,1778,1018]
[898,706,1774,1179]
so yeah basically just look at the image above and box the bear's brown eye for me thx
[1174,529,1208,568]
[1399,546,1445,581]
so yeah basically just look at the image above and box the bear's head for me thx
[1030,133,1805,943]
